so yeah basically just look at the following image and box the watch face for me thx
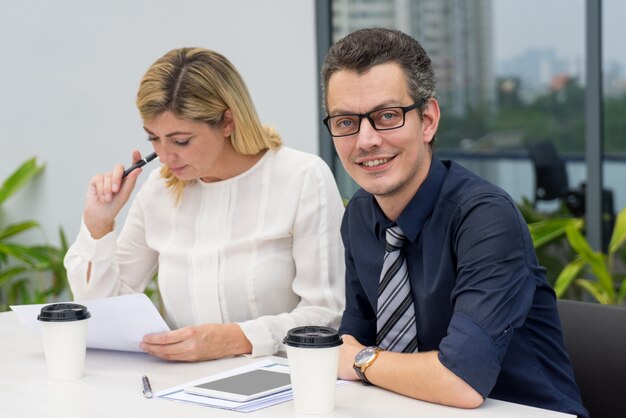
[354,346,378,367]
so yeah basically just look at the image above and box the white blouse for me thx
[65,147,346,357]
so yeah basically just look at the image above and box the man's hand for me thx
[140,323,252,362]
[337,334,365,380]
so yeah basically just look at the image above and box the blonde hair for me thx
[137,47,282,200]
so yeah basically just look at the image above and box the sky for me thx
[493,0,626,70]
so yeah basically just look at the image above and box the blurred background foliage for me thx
[523,200,626,305]
[0,158,69,311]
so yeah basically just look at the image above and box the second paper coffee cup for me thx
[283,326,342,414]
[37,303,91,380]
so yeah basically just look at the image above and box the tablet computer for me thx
[183,368,292,402]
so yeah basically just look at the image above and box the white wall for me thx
[0,0,319,245]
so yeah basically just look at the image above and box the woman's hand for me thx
[83,150,143,239]
[337,334,364,380]
[140,323,253,362]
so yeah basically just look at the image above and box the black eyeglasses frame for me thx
[323,99,427,138]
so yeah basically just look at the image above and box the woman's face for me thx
[143,111,237,183]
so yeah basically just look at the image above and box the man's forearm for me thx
[363,350,484,409]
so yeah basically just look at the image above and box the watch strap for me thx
[354,364,372,384]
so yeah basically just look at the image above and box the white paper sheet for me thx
[156,360,350,413]
[156,360,294,412]
[10,293,170,352]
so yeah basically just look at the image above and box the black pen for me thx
[142,374,153,398]
[123,152,158,178]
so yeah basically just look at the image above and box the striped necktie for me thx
[376,226,418,352]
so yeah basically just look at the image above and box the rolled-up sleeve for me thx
[438,193,538,396]
[439,312,514,396]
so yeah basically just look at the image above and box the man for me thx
[322,28,587,417]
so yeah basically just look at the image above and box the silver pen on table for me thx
[142,374,153,398]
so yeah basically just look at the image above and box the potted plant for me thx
[0,158,69,311]
[521,197,583,288]
[553,207,626,304]
[527,206,626,304]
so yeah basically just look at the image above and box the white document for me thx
[156,359,349,413]
[10,293,170,352]
[156,360,294,413]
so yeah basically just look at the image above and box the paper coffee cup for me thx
[283,326,342,414]
[37,303,91,380]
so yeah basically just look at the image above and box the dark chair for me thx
[557,299,626,418]
[525,140,584,214]
[526,140,615,250]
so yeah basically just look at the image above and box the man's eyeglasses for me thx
[323,99,426,138]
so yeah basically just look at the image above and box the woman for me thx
[64,48,345,361]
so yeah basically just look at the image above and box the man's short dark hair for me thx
[321,28,436,114]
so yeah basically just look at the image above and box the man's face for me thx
[326,62,439,208]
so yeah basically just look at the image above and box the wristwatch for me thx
[353,346,382,384]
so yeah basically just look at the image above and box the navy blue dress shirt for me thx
[339,157,587,418]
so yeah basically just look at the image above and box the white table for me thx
[0,312,574,417]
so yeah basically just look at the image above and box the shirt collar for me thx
[372,156,447,242]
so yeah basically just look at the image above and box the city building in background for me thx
[323,0,626,249]
[332,0,495,118]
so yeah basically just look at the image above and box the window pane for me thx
[328,0,587,210]
[603,0,626,213]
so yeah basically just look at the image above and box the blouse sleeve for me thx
[237,158,346,357]
[64,185,159,301]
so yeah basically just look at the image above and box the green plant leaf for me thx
[586,255,614,298]
[565,224,614,298]
[0,243,39,265]
[528,217,582,249]
[58,226,69,251]
[576,279,610,304]
[0,158,44,205]
[608,206,626,256]
[566,224,595,259]
[7,278,33,306]
[0,221,40,240]
[24,245,65,271]
[0,266,29,286]
[0,158,71,312]
[553,257,585,298]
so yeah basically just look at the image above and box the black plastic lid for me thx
[37,303,91,322]
[283,326,342,348]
